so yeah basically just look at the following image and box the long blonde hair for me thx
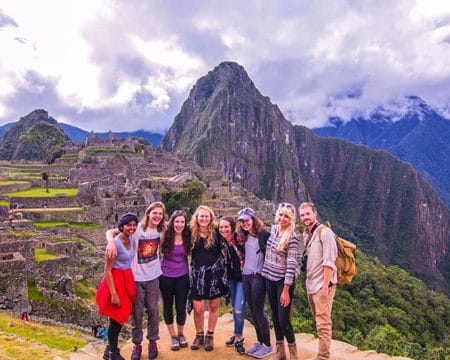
[276,203,296,251]
[190,205,217,249]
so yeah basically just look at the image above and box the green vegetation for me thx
[27,278,44,301]
[0,311,88,358]
[86,145,135,153]
[0,199,10,207]
[19,122,70,164]
[0,180,30,185]
[2,229,37,237]
[50,235,97,253]
[291,250,450,360]
[35,221,101,230]
[2,187,78,197]
[162,178,205,217]
[22,207,85,213]
[74,277,98,303]
[35,248,61,262]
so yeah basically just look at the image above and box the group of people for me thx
[96,200,338,360]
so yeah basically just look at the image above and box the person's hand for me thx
[321,286,329,298]
[111,294,121,307]
[106,242,117,259]
[280,291,291,307]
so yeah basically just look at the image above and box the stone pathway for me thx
[68,313,412,360]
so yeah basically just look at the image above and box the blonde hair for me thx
[190,205,216,249]
[140,201,166,232]
[276,203,296,251]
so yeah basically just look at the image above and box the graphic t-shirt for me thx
[131,224,162,282]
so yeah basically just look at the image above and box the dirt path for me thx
[69,313,412,360]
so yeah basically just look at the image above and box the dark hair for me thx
[118,212,138,232]
[237,214,265,242]
[161,210,191,255]
[219,216,236,234]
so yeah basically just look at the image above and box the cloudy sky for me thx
[0,0,449,133]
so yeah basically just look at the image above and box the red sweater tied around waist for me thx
[96,268,136,325]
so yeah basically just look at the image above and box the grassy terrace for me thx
[34,221,101,230]
[21,207,85,213]
[0,180,30,185]
[35,248,61,261]
[2,187,78,197]
[0,311,88,359]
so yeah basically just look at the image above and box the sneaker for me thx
[148,341,158,359]
[177,333,188,348]
[225,335,235,347]
[246,342,262,356]
[191,332,204,350]
[234,338,245,355]
[170,336,180,351]
[103,345,110,360]
[252,344,273,359]
[131,344,142,360]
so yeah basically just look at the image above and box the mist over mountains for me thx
[313,96,450,207]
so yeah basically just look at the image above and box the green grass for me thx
[21,207,85,213]
[74,278,98,303]
[0,199,10,207]
[50,236,97,253]
[1,229,37,237]
[0,311,88,357]
[35,248,61,262]
[27,278,45,301]
[0,180,30,185]
[35,221,101,230]
[2,187,78,197]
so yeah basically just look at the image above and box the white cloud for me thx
[0,0,449,132]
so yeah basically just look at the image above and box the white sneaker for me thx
[252,344,273,358]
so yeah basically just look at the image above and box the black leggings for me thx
[108,318,122,352]
[159,273,189,325]
[266,278,295,344]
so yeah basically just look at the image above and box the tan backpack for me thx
[318,222,357,285]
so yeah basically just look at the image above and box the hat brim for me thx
[238,215,251,221]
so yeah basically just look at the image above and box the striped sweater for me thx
[261,225,299,285]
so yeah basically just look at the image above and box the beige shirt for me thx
[303,225,338,295]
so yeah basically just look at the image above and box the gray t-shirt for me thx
[243,234,265,275]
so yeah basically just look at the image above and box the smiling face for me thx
[197,209,211,230]
[173,215,186,234]
[219,219,233,239]
[122,220,137,236]
[299,205,318,230]
[239,217,254,233]
[148,206,164,228]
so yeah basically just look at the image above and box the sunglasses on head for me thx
[279,203,295,210]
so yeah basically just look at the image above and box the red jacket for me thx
[96,268,136,325]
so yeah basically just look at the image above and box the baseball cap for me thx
[237,207,255,221]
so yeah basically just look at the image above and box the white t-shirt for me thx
[131,223,162,282]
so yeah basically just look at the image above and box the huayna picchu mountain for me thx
[162,61,450,293]
[313,96,450,207]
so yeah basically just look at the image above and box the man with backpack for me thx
[299,202,338,360]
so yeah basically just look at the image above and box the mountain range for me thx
[0,119,163,147]
[161,61,450,293]
[313,97,450,207]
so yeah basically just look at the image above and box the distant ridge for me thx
[313,96,450,207]
[162,61,450,293]
[0,116,163,147]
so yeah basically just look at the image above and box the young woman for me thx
[189,205,228,352]
[261,203,299,360]
[159,210,191,351]
[237,207,273,359]
[106,202,166,360]
[97,212,138,360]
[219,217,246,354]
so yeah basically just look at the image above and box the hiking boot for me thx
[226,335,235,347]
[131,344,142,360]
[272,342,286,360]
[148,341,158,359]
[234,338,245,355]
[103,345,110,360]
[252,344,273,359]
[204,331,214,351]
[191,331,204,350]
[170,336,180,351]
[177,333,188,348]
[287,343,298,360]
[108,349,125,360]
[246,342,262,356]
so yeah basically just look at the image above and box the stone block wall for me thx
[9,195,79,208]
[0,252,29,312]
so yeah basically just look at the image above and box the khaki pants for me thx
[307,285,336,360]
